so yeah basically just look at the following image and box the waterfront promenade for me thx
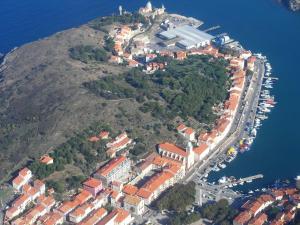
[184,59,265,184]
[143,59,266,224]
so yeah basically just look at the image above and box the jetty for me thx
[204,25,221,32]
[219,174,264,188]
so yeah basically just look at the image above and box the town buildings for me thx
[83,177,103,197]
[5,3,263,224]
[12,167,32,191]
[106,132,133,158]
[123,194,145,215]
[94,156,131,186]
[234,188,300,225]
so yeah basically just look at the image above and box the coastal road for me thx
[183,59,265,184]
[138,60,265,225]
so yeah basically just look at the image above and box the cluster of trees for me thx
[104,35,115,52]
[46,180,65,193]
[130,142,146,159]
[29,123,112,179]
[169,198,238,225]
[153,55,230,123]
[90,13,148,32]
[200,199,238,225]
[69,45,108,63]
[84,55,230,125]
[154,182,196,212]
[169,211,201,225]
[83,76,136,100]
[66,175,86,190]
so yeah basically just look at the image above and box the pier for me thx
[204,25,221,32]
[219,174,264,188]
[194,174,263,205]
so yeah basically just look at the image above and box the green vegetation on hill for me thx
[29,123,111,179]
[170,211,201,225]
[84,55,230,125]
[104,35,115,52]
[90,13,149,32]
[169,199,238,225]
[154,182,196,212]
[83,76,136,99]
[69,45,108,63]
[200,199,238,225]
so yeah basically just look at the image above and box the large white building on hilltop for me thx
[158,25,214,49]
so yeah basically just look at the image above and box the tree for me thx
[69,45,108,63]
[66,175,86,189]
[104,35,115,52]
[47,180,65,193]
[200,199,238,224]
[155,182,196,212]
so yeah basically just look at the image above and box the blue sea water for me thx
[0,0,300,190]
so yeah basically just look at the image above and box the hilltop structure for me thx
[139,1,165,17]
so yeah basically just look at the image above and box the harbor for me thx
[184,51,279,203]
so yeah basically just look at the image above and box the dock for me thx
[219,174,264,188]
[204,25,221,32]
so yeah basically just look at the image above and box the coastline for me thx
[1,0,298,224]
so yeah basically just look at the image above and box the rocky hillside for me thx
[0,22,174,181]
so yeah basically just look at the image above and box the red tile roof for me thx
[83,178,102,189]
[158,142,187,157]
[114,208,131,224]
[122,184,138,196]
[248,213,268,225]
[233,211,252,225]
[96,156,127,177]
[40,155,54,164]
[193,144,209,155]
[19,167,31,177]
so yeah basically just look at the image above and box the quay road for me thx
[218,174,264,188]
[194,174,263,205]
[195,181,242,205]
[183,59,265,184]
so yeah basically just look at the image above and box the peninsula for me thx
[0,2,285,225]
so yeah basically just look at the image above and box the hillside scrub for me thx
[84,55,231,125]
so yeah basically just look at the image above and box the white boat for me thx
[247,138,254,145]
[261,103,274,108]
[218,176,228,184]
[227,155,236,162]
[212,166,220,172]
[218,163,227,169]
[257,115,268,120]
[246,180,252,183]
[251,128,257,137]
[260,108,271,113]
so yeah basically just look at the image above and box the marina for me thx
[189,52,278,196]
